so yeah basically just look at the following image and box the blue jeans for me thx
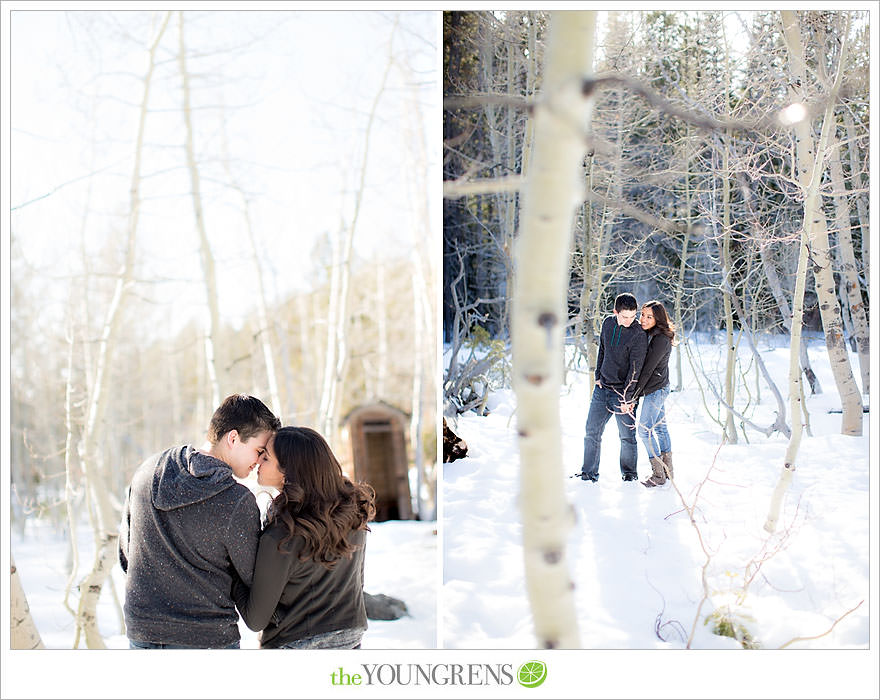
[637,385,671,459]
[581,385,638,480]
[129,639,240,649]
[277,627,365,649]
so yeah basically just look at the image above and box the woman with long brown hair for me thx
[233,426,376,648]
[632,300,676,488]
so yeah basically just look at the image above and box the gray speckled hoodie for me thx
[119,445,261,648]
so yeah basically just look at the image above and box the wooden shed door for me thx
[363,420,400,521]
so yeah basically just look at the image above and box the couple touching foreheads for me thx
[119,394,376,650]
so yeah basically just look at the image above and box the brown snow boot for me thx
[661,452,673,480]
[642,456,667,488]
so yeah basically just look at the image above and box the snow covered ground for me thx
[442,335,873,652]
[11,512,437,650]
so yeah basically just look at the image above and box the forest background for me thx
[443,9,871,436]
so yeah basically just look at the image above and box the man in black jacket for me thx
[119,394,281,648]
[577,293,648,482]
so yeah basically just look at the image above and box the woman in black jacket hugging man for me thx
[632,300,676,488]
[234,426,376,648]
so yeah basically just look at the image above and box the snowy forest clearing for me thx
[442,336,870,650]
[12,515,437,649]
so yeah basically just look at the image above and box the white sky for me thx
[6,7,440,331]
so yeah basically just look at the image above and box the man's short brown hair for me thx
[207,394,281,445]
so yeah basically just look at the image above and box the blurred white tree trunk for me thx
[512,10,596,649]
[318,18,396,440]
[178,10,224,408]
[11,557,45,650]
[403,72,436,518]
[73,11,171,649]
[376,260,388,399]
[219,111,282,415]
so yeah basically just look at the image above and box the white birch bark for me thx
[219,113,282,415]
[63,318,81,617]
[73,11,171,648]
[765,10,854,531]
[512,10,596,649]
[764,228,808,533]
[376,260,388,400]
[178,10,223,408]
[828,129,869,396]
[10,557,45,650]
[781,11,861,437]
[720,144,739,444]
[842,111,869,290]
[719,29,738,444]
[400,54,436,518]
[318,18,396,439]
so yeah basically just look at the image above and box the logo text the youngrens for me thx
[330,663,515,687]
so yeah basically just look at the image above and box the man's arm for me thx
[226,491,262,587]
[594,318,607,384]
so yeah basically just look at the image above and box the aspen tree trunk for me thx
[376,260,388,400]
[317,218,349,439]
[519,12,538,182]
[765,229,808,533]
[573,196,593,372]
[318,19,396,440]
[672,132,694,393]
[63,318,81,617]
[401,71,435,518]
[408,253,429,517]
[718,27,740,442]
[178,10,223,408]
[781,11,861,436]
[10,557,45,649]
[219,114,282,415]
[842,111,869,291]
[766,10,855,531]
[512,10,596,649]
[828,129,869,396]
[576,111,618,393]
[759,240,821,394]
[295,294,315,422]
[73,11,171,649]
[720,146,738,444]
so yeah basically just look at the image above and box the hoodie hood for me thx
[151,445,237,511]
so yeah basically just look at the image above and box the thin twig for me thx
[777,600,864,649]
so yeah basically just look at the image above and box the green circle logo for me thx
[517,660,547,688]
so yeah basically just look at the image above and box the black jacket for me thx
[119,445,261,647]
[635,329,672,398]
[595,315,648,402]
[233,523,368,648]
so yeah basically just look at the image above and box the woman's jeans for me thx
[278,627,365,649]
[637,385,671,459]
[581,385,638,481]
[129,639,240,649]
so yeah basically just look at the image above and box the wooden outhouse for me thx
[342,403,413,522]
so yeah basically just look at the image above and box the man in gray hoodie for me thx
[119,394,281,649]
